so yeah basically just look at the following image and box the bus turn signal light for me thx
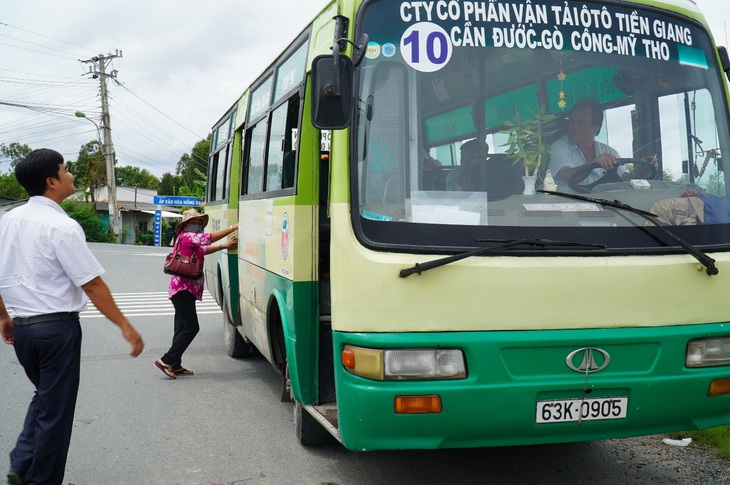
[342,345,384,380]
[708,378,730,397]
[395,395,442,414]
[342,348,356,369]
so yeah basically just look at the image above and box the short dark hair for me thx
[15,148,65,196]
[570,98,604,131]
[460,139,489,155]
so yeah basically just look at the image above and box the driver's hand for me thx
[634,156,658,178]
[644,155,659,166]
[593,153,617,170]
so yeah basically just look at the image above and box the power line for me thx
[0,21,100,54]
[118,83,205,140]
[0,33,88,60]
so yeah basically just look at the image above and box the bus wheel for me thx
[280,356,292,403]
[224,316,252,358]
[219,284,256,358]
[294,400,330,445]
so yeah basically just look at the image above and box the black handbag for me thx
[164,237,203,279]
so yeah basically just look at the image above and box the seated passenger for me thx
[548,98,654,191]
[446,139,488,191]
[421,148,442,172]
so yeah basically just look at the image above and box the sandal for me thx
[173,367,194,376]
[154,360,176,379]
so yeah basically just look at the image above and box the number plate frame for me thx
[536,396,628,424]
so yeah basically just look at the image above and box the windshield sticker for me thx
[383,42,397,57]
[523,203,601,212]
[395,1,703,72]
[363,210,394,221]
[281,212,289,260]
[366,41,382,60]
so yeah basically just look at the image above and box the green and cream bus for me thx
[204,0,730,451]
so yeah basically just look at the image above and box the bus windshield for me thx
[354,0,730,251]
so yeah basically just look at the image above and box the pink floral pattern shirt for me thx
[168,231,212,301]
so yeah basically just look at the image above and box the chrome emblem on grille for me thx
[566,348,611,373]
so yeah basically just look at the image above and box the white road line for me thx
[81,291,222,318]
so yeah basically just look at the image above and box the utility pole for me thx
[81,50,122,242]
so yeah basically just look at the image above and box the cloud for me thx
[0,0,324,176]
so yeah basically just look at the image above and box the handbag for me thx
[164,237,203,279]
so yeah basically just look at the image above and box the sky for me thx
[0,0,326,178]
[0,0,728,179]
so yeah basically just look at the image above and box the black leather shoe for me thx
[7,469,24,485]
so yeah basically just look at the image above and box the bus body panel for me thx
[333,325,730,451]
[329,203,730,332]
[238,196,319,401]
[238,199,315,282]
[239,259,319,403]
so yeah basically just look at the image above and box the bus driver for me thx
[548,98,655,191]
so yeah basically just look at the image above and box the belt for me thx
[14,312,80,326]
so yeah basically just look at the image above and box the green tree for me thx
[0,172,27,199]
[67,141,105,203]
[176,135,210,197]
[0,142,32,168]
[116,165,160,189]
[61,199,114,243]
[158,172,182,196]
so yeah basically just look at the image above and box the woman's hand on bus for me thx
[225,236,238,250]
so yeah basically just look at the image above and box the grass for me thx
[670,425,730,460]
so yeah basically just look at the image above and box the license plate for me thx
[536,396,628,423]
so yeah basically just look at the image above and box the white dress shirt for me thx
[548,135,626,191]
[0,196,104,317]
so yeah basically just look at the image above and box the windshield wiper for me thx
[399,238,606,278]
[540,189,719,276]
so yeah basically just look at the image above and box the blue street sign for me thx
[153,210,162,247]
[154,195,203,206]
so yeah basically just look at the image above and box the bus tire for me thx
[222,290,254,358]
[294,400,330,446]
[224,316,252,358]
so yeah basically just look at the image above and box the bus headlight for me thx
[686,338,730,368]
[342,345,466,380]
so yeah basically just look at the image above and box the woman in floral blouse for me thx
[154,209,238,379]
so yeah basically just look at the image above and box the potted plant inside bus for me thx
[501,106,558,195]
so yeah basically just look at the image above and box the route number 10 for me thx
[400,22,453,73]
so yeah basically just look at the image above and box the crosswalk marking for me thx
[82,291,223,318]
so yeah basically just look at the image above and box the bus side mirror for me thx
[718,46,730,80]
[311,54,353,130]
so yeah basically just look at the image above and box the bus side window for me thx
[361,63,408,205]
[207,152,219,203]
[267,95,300,191]
[246,121,267,195]
[266,104,287,190]
[215,144,229,201]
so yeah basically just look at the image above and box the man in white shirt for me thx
[548,98,656,192]
[548,98,627,191]
[0,148,144,485]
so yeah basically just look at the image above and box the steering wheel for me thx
[568,158,657,193]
